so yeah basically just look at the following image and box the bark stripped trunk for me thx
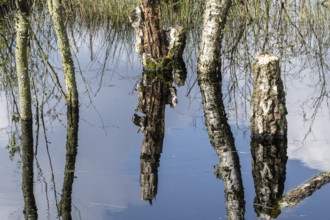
[15,1,38,219]
[47,0,78,108]
[130,0,186,203]
[140,0,168,60]
[197,1,245,220]
[250,53,287,219]
[58,106,79,219]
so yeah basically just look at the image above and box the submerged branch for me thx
[279,171,330,208]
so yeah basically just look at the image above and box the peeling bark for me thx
[250,53,287,219]
[197,1,245,220]
[58,106,79,220]
[140,0,168,60]
[47,0,78,108]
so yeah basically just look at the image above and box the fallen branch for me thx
[279,171,330,208]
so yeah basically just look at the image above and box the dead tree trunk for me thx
[197,1,245,220]
[279,171,330,208]
[250,53,288,219]
[131,0,186,203]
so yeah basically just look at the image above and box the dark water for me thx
[1,6,330,220]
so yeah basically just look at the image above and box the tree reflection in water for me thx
[197,0,245,219]
[131,0,186,204]
[21,120,38,220]
[58,105,80,219]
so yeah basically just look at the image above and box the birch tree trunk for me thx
[16,0,32,122]
[250,53,287,219]
[47,0,78,108]
[197,1,245,220]
[15,0,38,219]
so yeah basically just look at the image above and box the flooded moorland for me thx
[1,0,330,219]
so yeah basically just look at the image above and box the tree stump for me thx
[130,0,186,203]
[250,53,288,219]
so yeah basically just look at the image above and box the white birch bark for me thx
[47,0,78,108]
[16,9,32,121]
[197,1,245,220]
[15,1,38,218]
[250,53,287,219]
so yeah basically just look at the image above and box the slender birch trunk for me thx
[15,0,38,219]
[197,1,245,220]
[16,1,32,122]
[47,0,78,108]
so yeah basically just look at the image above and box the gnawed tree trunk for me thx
[251,53,287,138]
[15,0,38,219]
[250,53,287,219]
[279,171,330,208]
[47,0,78,108]
[58,105,79,219]
[131,0,186,203]
[197,1,245,220]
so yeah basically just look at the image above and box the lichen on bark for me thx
[47,0,79,108]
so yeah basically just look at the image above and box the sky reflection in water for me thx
[0,32,330,220]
